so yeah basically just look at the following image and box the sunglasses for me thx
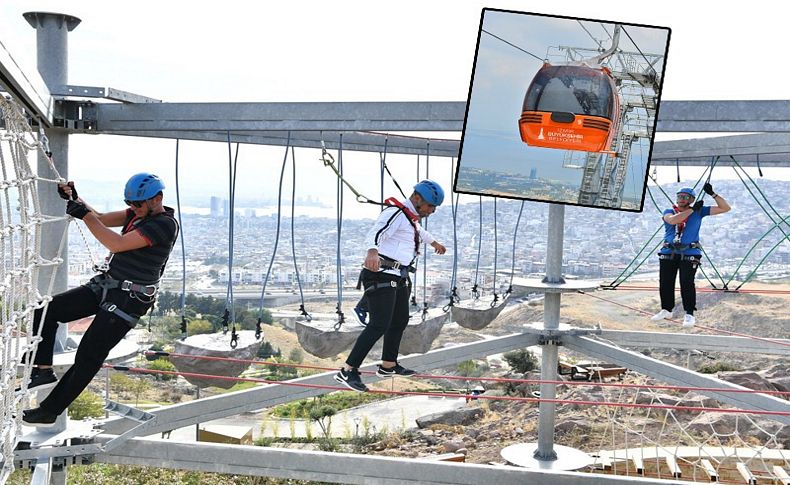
[124,199,146,208]
[676,194,693,200]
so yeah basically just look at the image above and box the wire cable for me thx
[480,29,544,62]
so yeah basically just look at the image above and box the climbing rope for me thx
[333,135,345,330]
[255,134,292,336]
[290,147,311,322]
[411,154,422,310]
[174,139,188,338]
[443,159,461,312]
[223,133,239,348]
[469,197,484,300]
[506,200,526,295]
[421,147,430,320]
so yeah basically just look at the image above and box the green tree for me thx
[68,390,105,420]
[187,318,213,335]
[457,360,479,377]
[503,348,539,374]
[309,405,337,439]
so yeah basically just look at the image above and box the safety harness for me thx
[85,273,158,327]
[84,212,166,328]
[356,197,421,294]
[659,205,702,262]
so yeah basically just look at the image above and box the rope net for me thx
[572,370,790,483]
[0,95,65,482]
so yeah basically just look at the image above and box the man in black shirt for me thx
[22,173,179,425]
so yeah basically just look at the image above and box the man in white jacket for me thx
[335,180,447,392]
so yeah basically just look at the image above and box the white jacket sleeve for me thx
[417,223,435,245]
[364,207,401,250]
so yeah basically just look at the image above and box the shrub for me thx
[697,361,741,374]
[148,358,177,381]
[503,348,539,374]
[68,390,105,420]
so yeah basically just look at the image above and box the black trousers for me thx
[658,255,700,315]
[30,283,152,415]
[346,270,411,368]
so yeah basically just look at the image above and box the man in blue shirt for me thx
[651,183,730,327]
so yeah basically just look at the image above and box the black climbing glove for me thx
[57,181,78,201]
[66,200,90,219]
[702,182,715,196]
[692,200,704,212]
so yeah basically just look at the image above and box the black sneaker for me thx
[376,363,417,377]
[15,367,57,393]
[334,368,368,392]
[22,407,59,426]
[353,306,368,326]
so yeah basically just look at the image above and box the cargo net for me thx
[572,372,790,483]
[0,94,66,483]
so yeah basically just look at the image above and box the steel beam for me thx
[564,336,790,426]
[598,330,790,356]
[100,130,461,157]
[95,102,465,132]
[651,132,790,166]
[657,100,790,132]
[648,155,790,167]
[0,37,53,124]
[96,437,699,485]
[100,332,540,436]
[50,84,161,104]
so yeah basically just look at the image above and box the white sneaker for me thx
[650,309,672,321]
[683,314,696,327]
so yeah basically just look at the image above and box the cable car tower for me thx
[555,27,664,208]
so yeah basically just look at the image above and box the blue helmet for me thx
[124,173,165,201]
[414,179,444,206]
[677,187,696,198]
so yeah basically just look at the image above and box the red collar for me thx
[385,197,419,222]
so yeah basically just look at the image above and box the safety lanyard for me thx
[671,205,685,242]
[384,197,421,258]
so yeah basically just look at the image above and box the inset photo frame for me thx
[455,8,671,212]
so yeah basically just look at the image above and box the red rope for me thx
[578,290,790,348]
[104,365,790,417]
[145,352,790,396]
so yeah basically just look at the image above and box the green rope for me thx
[724,157,790,289]
[730,157,790,239]
[605,227,663,288]
[735,232,789,289]
[726,215,790,289]
[698,246,727,289]
[606,185,664,288]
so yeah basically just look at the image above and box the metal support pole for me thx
[195,386,201,441]
[535,204,565,461]
[24,11,80,298]
[25,14,81,474]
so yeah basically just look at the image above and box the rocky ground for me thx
[110,281,789,471]
[350,282,790,465]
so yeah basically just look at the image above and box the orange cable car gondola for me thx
[518,62,621,153]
